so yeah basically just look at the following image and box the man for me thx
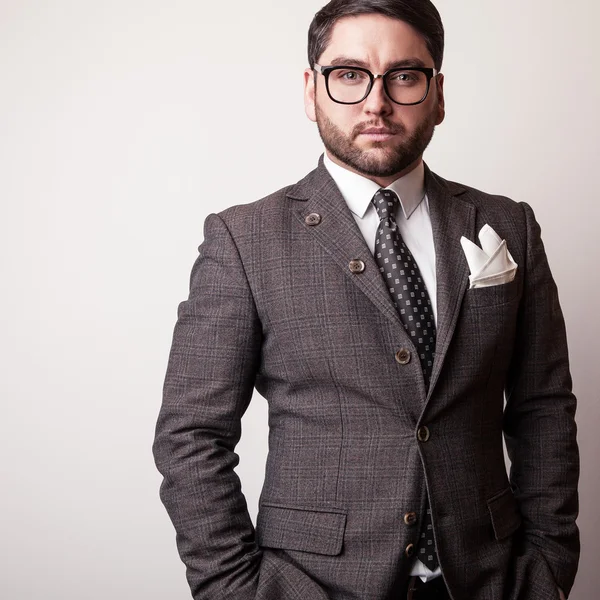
[152,1,580,599]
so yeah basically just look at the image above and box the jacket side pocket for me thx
[257,503,347,556]
[487,486,522,540]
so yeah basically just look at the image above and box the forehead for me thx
[319,13,433,68]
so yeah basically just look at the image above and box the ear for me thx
[304,68,317,123]
[434,72,445,126]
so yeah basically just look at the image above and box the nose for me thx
[363,75,393,115]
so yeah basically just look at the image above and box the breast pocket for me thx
[256,503,347,556]
[463,276,521,310]
[451,275,522,379]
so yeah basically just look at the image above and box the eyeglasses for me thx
[313,64,438,106]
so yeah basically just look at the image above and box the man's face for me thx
[304,14,445,185]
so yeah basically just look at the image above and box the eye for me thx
[335,69,367,82]
[387,70,424,86]
[391,72,416,82]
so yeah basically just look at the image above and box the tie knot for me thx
[371,188,400,221]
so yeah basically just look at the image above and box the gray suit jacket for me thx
[152,155,579,600]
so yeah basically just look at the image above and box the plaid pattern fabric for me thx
[152,155,579,600]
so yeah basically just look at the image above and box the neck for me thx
[325,151,422,187]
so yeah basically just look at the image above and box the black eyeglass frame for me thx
[313,64,439,106]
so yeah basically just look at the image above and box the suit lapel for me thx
[287,155,476,399]
[287,155,406,332]
[424,164,475,398]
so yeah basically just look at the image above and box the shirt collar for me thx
[323,151,426,220]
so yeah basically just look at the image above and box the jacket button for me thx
[417,426,430,442]
[349,259,365,274]
[305,212,321,226]
[404,512,417,526]
[395,348,411,364]
[405,543,415,557]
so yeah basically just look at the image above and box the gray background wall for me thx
[1,0,598,598]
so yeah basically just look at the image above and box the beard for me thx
[315,101,437,179]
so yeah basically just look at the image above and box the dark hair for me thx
[308,0,445,71]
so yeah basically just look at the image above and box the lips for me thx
[358,128,398,141]
[361,128,396,134]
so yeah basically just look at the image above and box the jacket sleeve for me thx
[504,201,580,596]
[152,212,263,599]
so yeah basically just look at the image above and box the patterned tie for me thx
[371,188,439,570]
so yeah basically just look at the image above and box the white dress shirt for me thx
[323,152,437,324]
[323,151,442,582]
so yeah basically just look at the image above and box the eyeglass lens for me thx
[327,68,430,104]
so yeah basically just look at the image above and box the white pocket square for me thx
[460,224,517,289]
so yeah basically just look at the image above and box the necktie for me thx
[371,188,439,570]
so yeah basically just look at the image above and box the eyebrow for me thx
[328,56,429,70]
